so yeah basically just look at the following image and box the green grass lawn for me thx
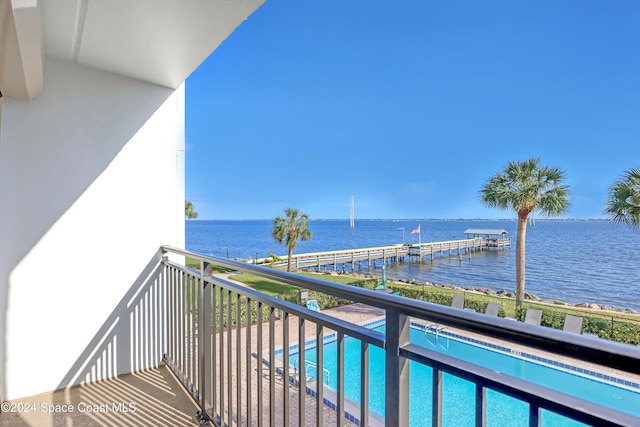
[230,273,299,296]
[226,269,640,343]
[186,257,235,273]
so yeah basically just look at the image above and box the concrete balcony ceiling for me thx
[0,0,265,100]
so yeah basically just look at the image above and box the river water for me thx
[186,219,640,311]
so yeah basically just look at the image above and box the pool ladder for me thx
[292,357,331,385]
[423,322,450,350]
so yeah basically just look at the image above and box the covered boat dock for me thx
[463,228,511,249]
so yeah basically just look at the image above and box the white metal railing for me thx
[160,245,640,427]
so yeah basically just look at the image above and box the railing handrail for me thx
[282,244,405,259]
[162,245,640,376]
[403,343,640,426]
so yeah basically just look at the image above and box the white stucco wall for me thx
[0,58,185,400]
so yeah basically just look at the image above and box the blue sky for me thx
[186,0,640,220]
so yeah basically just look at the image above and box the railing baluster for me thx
[183,272,189,387]
[186,272,193,390]
[206,265,215,415]
[175,267,181,376]
[199,267,211,413]
[269,306,276,427]
[174,269,180,376]
[282,311,290,426]
[385,310,410,427]
[257,302,263,427]
[298,316,306,426]
[171,266,177,372]
[530,404,540,427]
[183,274,189,390]
[204,280,213,418]
[337,331,345,427]
[432,368,443,427]
[211,283,218,421]
[192,275,198,395]
[218,286,225,426]
[179,271,185,384]
[167,265,174,368]
[475,383,486,427]
[236,293,242,426]
[246,297,253,427]
[316,323,324,427]
[227,289,233,424]
[360,340,369,427]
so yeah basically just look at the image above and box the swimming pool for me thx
[285,321,640,426]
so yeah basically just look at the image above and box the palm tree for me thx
[604,166,640,229]
[185,200,198,219]
[480,158,570,308]
[272,208,312,272]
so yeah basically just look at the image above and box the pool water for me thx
[289,325,640,427]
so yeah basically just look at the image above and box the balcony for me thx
[0,365,203,427]
[4,245,640,427]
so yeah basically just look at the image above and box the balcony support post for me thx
[197,261,213,423]
[385,309,410,427]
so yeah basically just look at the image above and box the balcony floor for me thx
[0,364,205,427]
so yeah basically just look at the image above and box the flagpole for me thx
[410,224,421,244]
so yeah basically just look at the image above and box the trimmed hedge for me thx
[298,277,640,345]
[222,272,640,345]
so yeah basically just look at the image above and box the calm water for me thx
[185,219,640,311]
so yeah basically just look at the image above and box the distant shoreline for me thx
[188,218,613,222]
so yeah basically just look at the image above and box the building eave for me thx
[0,0,266,100]
[0,0,44,100]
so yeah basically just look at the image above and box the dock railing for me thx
[161,245,640,427]
[269,238,510,270]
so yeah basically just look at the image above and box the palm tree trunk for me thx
[515,214,528,308]
[287,247,293,272]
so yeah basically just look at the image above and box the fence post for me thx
[385,309,410,427]
[611,316,615,339]
[196,260,213,424]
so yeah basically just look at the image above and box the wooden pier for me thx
[266,236,511,271]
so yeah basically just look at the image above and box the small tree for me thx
[185,200,198,219]
[605,166,640,229]
[480,158,570,308]
[266,252,282,267]
[272,208,312,272]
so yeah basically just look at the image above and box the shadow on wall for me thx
[0,58,176,402]
[56,249,166,394]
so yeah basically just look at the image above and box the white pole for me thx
[350,195,355,228]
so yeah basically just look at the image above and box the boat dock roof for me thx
[463,228,508,236]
